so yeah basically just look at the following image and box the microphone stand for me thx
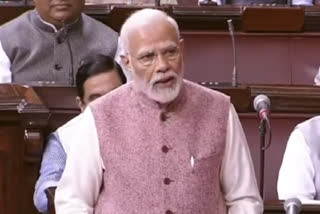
[258,116,272,199]
[259,119,266,199]
[227,19,237,87]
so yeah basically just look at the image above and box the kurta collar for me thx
[31,9,82,34]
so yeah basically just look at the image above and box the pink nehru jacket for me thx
[91,79,230,214]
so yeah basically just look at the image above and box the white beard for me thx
[134,70,183,104]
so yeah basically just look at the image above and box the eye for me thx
[138,53,155,63]
[164,47,179,58]
[88,94,102,102]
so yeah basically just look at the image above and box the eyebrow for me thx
[137,44,178,56]
[88,93,102,101]
[136,41,177,54]
[137,49,155,57]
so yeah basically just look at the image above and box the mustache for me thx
[150,71,178,85]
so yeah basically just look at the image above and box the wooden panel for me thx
[242,7,304,32]
[0,5,320,32]
[240,115,308,201]
[264,201,320,213]
[0,85,50,214]
[290,36,320,85]
[0,6,32,25]
[183,33,293,84]
[0,125,25,214]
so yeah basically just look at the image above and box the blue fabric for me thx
[34,132,66,213]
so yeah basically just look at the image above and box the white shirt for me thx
[198,0,222,5]
[277,128,320,204]
[0,40,11,83]
[55,104,263,214]
[292,0,313,5]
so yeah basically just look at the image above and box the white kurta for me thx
[54,104,262,214]
[277,127,320,204]
[0,41,11,83]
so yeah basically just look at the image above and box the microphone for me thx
[253,94,271,120]
[254,94,272,198]
[227,19,237,87]
[284,198,302,214]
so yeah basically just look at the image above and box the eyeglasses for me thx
[134,45,180,67]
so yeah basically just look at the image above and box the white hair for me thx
[120,8,180,53]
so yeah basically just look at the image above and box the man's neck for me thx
[38,15,80,32]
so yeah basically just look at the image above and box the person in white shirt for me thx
[54,8,262,214]
[292,0,313,6]
[33,54,126,213]
[278,116,320,201]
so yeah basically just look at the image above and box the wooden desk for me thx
[0,84,78,214]
[0,4,319,31]
[264,201,320,213]
[0,84,49,214]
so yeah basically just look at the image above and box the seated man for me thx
[278,116,320,201]
[198,0,219,6]
[0,0,119,84]
[33,54,126,213]
[223,0,287,4]
[55,8,262,214]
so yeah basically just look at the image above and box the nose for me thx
[154,54,170,73]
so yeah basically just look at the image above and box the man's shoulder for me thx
[184,79,230,103]
[57,113,85,134]
[0,10,33,33]
[81,13,118,36]
[297,115,320,130]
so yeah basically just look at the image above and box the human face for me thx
[34,0,85,28]
[124,20,184,104]
[76,70,123,111]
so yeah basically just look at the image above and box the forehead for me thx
[128,21,179,54]
[34,0,85,6]
[83,70,122,95]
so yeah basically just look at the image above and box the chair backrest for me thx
[45,187,57,214]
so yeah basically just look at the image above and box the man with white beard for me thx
[55,8,262,214]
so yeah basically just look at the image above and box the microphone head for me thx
[227,19,234,32]
[253,94,270,111]
[284,198,302,212]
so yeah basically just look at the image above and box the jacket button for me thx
[160,112,168,122]
[54,64,63,70]
[56,36,63,44]
[165,210,173,214]
[164,177,172,185]
[161,145,169,153]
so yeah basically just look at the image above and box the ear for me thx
[179,38,184,59]
[120,54,133,73]
[76,96,86,112]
